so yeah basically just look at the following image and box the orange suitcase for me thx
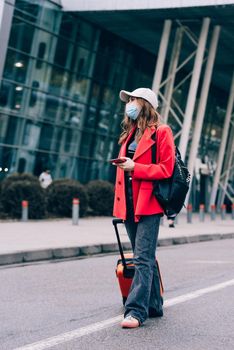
[113,218,164,305]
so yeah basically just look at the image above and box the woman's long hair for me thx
[118,98,160,144]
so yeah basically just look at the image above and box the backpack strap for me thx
[151,124,164,163]
[151,131,157,164]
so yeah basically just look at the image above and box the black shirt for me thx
[126,129,138,159]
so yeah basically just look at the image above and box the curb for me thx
[0,232,233,266]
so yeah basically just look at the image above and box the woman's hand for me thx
[115,157,135,171]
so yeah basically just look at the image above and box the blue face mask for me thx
[125,102,142,120]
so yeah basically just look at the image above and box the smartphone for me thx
[109,158,127,164]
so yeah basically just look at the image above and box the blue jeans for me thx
[124,214,163,324]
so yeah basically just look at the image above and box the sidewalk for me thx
[0,214,233,266]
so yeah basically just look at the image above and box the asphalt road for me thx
[0,239,234,350]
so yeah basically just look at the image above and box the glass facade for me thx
[0,0,233,210]
[0,0,156,183]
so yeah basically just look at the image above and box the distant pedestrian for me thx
[39,169,52,189]
[167,210,176,228]
[112,87,175,328]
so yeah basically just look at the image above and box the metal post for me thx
[0,1,4,28]
[21,200,28,222]
[210,205,216,221]
[0,0,15,79]
[209,71,234,206]
[199,204,205,222]
[160,216,164,226]
[72,198,79,225]
[221,204,226,220]
[179,18,210,160]
[187,26,220,197]
[187,204,192,223]
[161,27,183,123]
[152,20,172,96]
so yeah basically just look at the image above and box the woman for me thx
[113,87,175,328]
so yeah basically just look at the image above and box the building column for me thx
[152,19,172,96]
[179,17,210,160]
[161,27,183,123]
[218,124,234,206]
[209,71,234,206]
[187,26,221,201]
[0,0,15,80]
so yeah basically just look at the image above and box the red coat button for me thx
[117,197,120,201]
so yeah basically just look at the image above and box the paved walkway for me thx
[0,213,233,265]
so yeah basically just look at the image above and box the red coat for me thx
[113,124,175,222]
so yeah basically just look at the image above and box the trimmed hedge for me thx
[0,177,46,219]
[0,174,114,219]
[86,180,114,216]
[46,179,88,217]
[1,173,39,189]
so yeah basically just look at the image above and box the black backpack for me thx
[152,132,190,217]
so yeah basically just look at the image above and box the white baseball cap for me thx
[119,87,158,110]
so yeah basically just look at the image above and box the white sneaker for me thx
[121,315,140,328]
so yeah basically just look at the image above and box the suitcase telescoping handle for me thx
[112,218,127,270]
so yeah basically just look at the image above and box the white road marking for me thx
[189,260,234,264]
[14,279,234,350]
[164,279,234,307]
[14,316,123,350]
